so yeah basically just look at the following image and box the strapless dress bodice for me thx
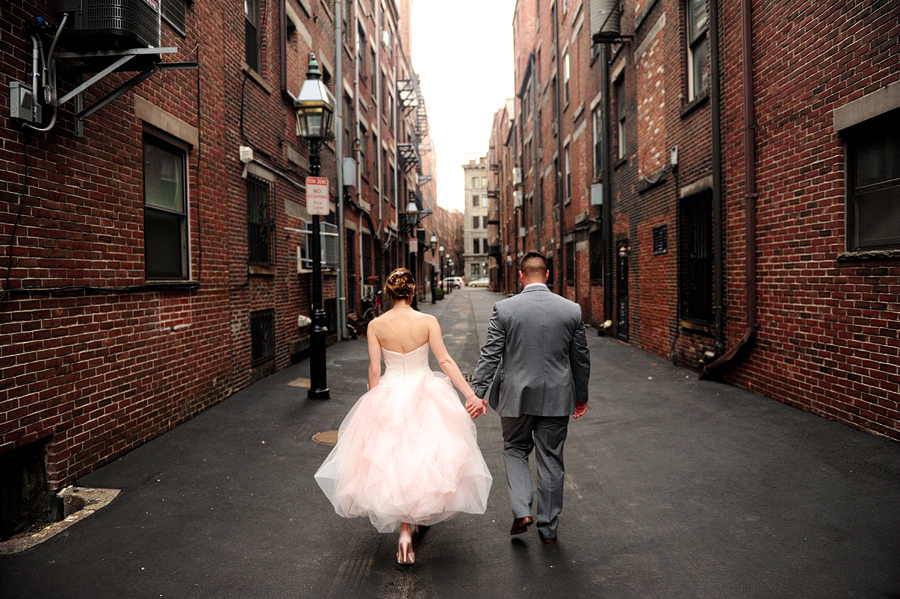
[381,344,431,381]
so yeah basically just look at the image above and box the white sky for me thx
[411,0,516,212]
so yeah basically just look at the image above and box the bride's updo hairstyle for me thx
[385,268,415,301]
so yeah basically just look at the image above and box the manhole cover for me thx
[313,430,338,446]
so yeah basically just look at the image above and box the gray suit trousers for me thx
[500,414,569,540]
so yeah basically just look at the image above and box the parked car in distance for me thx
[442,276,465,289]
[468,278,490,287]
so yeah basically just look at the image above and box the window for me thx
[482,216,489,229]
[482,177,487,188]
[247,175,271,266]
[686,0,709,101]
[250,310,275,365]
[244,0,260,72]
[564,52,571,106]
[357,26,366,81]
[472,194,480,207]
[162,0,186,36]
[593,105,603,176]
[472,177,479,188]
[359,125,367,178]
[343,96,353,158]
[679,191,713,323]
[844,109,900,250]
[566,241,575,282]
[473,216,480,229]
[565,145,571,200]
[473,238,480,254]
[346,229,356,310]
[615,76,626,160]
[653,224,668,254]
[590,229,603,281]
[143,135,188,280]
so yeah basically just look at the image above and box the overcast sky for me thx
[411,0,516,212]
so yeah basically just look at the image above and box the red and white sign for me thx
[409,238,418,253]
[306,177,329,215]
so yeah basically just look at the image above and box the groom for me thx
[467,251,590,544]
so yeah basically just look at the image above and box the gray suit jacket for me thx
[472,285,591,417]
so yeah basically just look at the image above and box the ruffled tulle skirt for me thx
[314,371,492,533]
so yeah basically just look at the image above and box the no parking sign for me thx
[306,177,329,215]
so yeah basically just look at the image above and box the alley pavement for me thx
[2,288,899,599]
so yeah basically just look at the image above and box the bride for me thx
[314,268,492,565]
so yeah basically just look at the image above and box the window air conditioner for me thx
[512,168,523,186]
[55,0,161,51]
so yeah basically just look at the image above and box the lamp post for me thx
[404,197,419,283]
[430,234,437,303]
[448,258,454,293]
[296,53,335,400]
[439,245,445,293]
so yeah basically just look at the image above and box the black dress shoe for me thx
[510,516,534,535]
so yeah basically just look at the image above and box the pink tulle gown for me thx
[314,344,492,533]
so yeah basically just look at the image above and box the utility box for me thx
[9,81,43,124]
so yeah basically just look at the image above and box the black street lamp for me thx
[430,233,437,304]
[439,245,446,293]
[296,53,335,400]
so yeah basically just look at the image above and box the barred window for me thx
[250,310,275,365]
[679,191,713,323]
[247,176,271,266]
[653,224,668,255]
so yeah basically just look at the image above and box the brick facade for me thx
[492,0,899,441]
[0,0,458,532]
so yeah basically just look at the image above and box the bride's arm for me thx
[367,324,382,389]
[427,317,487,417]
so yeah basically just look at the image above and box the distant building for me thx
[462,157,490,283]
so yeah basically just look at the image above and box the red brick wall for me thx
[717,0,900,439]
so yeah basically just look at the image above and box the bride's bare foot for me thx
[397,523,415,564]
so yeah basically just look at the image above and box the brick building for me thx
[0,0,456,536]
[491,0,899,440]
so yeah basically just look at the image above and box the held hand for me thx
[465,397,488,419]
[573,401,588,420]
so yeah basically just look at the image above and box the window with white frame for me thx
[564,52,571,106]
[615,75,626,160]
[593,104,603,176]
[686,0,709,102]
[244,0,260,72]
[843,108,900,251]
[565,144,571,200]
[143,135,189,280]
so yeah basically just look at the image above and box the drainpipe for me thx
[336,0,347,340]
[602,43,613,324]
[553,6,564,294]
[701,0,758,379]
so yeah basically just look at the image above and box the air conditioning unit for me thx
[513,190,523,208]
[55,0,161,51]
[362,284,374,300]
[512,168,523,186]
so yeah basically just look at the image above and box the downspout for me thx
[553,5,564,294]
[336,0,347,340]
[701,0,758,379]
[602,43,613,325]
[532,52,540,254]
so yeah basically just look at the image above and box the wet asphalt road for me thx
[2,287,899,599]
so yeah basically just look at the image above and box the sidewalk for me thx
[2,288,899,599]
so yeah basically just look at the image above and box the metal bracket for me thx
[54,47,198,137]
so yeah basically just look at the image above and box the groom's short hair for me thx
[519,251,548,277]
